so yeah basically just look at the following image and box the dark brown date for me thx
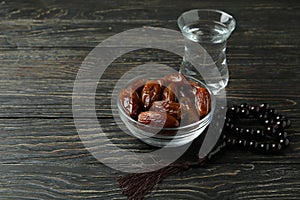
[119,88,141,119]
[194,87,210,118]
[129,78,147,95]
[156,79,165,87]
[141,80,162,110]
[164,73,188,86]
[138,111,179,128]
[180,97,200,125]
[179,79,201,100]
[151,101,181,120]
[162,83,178,102]
[188,80,202,95]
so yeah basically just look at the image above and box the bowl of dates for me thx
[117,72,215,147]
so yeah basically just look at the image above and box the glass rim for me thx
[177,9,236,32]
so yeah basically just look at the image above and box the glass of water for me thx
[178,9,236,94]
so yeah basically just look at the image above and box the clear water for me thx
[181,21,230,94]
[182,21,229,43]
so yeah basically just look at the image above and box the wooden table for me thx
[1,0,299,199]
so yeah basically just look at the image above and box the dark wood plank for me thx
[0,19,299,48]
[0,163,299,200]
[0,118,299,165]
[0,0,299,22]
[0,1,298,48]
[0,49,299,80]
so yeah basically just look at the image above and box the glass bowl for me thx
[117,75,215,147]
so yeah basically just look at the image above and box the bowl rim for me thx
[117,74,216,131]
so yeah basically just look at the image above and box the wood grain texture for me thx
[0,118,299,165]
[0,19,299,48]
[0,0,299,199]
[0,163,299,200]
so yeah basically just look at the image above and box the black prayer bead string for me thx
[222,103,291,154]
[223,134,290,153]
[195,103,291,163]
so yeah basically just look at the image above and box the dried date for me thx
[119,88,141,119]
[194,87,210,118]
[151,101,181,120]
[180,97,200,125]
[188,80,202,95]
[138,111,179,128]
[164,73,188,86]
[141,80,162,110]
[129,78,147,95]
[162,83,178,102]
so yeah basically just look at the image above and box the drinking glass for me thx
[178,9,236,94]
